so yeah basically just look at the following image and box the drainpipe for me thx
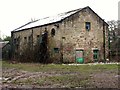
[32,29,33,51]
[60,37,64,63]
[108,26,111,61]
[103,20,106,63]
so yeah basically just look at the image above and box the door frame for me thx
[75,48,84,63]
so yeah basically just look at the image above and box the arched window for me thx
[51,28,55,37]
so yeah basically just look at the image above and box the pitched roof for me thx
[13,6,108,32]
[0,41,9,48]
[13,8,83,32]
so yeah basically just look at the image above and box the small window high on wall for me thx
[24,37,27,42]
[85,22,91,31]
[54,48,59,53]
[36,35,40,41]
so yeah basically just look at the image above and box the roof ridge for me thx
[65,8,82,14]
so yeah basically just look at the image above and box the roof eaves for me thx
[12,6,108,33]
[13,19,40,32]
[12,8,82,33]
[12,20,62,33]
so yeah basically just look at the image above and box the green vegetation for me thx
[2,61,118,72]
[3,36,11,42]
[2,61,119,88]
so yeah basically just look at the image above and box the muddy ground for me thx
[1,63,120,89]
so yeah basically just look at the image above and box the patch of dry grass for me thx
[2,61,119,88]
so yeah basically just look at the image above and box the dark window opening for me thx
[54,48,59,53]
[14,39,16,44]
[51,28,55,37]
[37,35,40,41]
[62,37,66,39]
[24,37,27,40]
[93,49,99,62]
[37,35,40,38]
[85,22,91,31]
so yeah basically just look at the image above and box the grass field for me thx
[2,61,120,88]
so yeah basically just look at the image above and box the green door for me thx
[76,50,84,63]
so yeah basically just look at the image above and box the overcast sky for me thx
[0,0,119,37]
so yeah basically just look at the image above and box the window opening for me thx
[54,48,59,53]
[24,37,27,43]
[93,49,99,62]
[51,28,55,37]
[85,22,91,31]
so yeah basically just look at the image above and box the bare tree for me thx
[107,20,120,62]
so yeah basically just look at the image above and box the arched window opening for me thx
[51,28,55,37]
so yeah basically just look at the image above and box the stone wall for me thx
[12,22,62,62]
[11,7,109,63]
[60,8,108,63]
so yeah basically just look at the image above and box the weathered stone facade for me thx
[11,6,109,63]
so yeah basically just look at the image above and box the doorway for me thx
[76,49,84,63]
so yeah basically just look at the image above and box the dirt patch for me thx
[2,63,120,89]
[90,71,119,88]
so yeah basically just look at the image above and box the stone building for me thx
[11,6,109,63]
